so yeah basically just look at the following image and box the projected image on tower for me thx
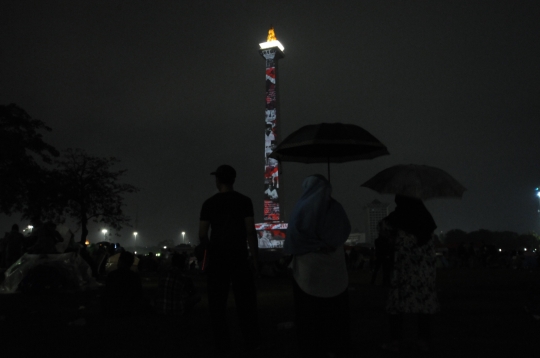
[257,26,287,246]
[256,223,286,248]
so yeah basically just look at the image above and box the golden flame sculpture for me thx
[267,27,277,42]
[259,26,284,52]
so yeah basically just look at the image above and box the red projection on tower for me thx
[256,27,287,249]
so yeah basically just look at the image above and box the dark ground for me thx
[0,267,537,358]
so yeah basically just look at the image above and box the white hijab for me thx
[284,175,351,255]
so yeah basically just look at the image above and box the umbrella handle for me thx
[327,157,331,183]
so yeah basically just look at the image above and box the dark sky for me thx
[2,1,540,246]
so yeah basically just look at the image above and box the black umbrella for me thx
[269,122,389,181]
[361,164,466,200]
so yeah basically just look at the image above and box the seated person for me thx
[101,251,143,318]
[27,222,64,255]
[138,252,159,274]
[154,253,200,316]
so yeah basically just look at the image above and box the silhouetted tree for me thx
[443,229,467,246]
[22,167,65,223]
[490,231,519,249]
[467,229,495,245]
[55,148,138,243]
[0,104,59,215]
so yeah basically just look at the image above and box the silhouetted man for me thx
[27,221,63,254]
[199,165,261,354]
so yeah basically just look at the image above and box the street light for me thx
[134,231,138,241]
[102,229,108,242]
[182,231,186,244]
[536,188,540,215]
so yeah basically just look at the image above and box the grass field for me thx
[0,267,537,357]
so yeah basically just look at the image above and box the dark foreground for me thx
[0,268,537,358]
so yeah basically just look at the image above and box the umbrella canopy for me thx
[269,122,389,164]
[361,164,466,200]
[269,122,388,180]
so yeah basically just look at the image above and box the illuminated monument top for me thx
[259,27,285,52]
[256,27,287,249]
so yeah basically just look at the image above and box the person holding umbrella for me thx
[284,174,351,358]
[361,164,465,352]
[380,195,439,353]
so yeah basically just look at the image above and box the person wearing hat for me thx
[199,164,261,354]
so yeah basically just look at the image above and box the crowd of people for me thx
[0,221,74,268]
[100,250,201,319]
[2,165,538,358]
[281,176,441,357]
[345,233,539,277]
[445,242,538,270]
[192,167,444,357]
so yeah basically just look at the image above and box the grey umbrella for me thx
[268,122,389,181]
[361,164,466,200]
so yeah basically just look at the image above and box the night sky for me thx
[1,1,539,246]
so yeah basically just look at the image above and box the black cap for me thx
[210,165,236,181]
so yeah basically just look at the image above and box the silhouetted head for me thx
[118,251,135,270]
[211,164,236,186]
[389,194,437,245]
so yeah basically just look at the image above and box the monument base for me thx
[255,222,287,249]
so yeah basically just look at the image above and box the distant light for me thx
[524,248,527,251]
[102,229,107,234]
[163,246,167,249]
[537,192,540,198]
[28,225,33,229]
[499,248,502,252]
[134,251,137,254]
[182,231,185,235]
[85,240,90,245]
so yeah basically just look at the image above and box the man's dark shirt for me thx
[200,191,254,260]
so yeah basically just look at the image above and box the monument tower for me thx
[256,27,287,248]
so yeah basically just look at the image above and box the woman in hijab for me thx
[381,195,439,352]
[284,174,351,358]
